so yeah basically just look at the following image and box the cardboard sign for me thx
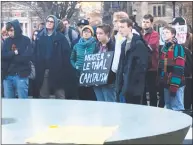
[159,27,165,45]
[172,25,187,44]
[79,51,114,86]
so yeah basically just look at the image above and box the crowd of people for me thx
[1,11,192,112]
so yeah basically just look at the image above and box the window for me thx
[153,6,157,16]
[158,6,161,17]
[153,5,166,17]
[21,12,27,17]
[162,5,166,17]
[2,12,9,17]
[112,2,119,8]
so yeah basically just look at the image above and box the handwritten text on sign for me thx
[79,51,114,86]
[172,25,187,44]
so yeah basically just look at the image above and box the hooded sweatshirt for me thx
[42,15,59,68]
[2,19,32,78]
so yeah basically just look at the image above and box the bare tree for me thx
[167,2,192,25]
[19,1,79,21]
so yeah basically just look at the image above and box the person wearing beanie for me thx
[70,25,96,101]
[34,15,76,99]
[71,19,90,49]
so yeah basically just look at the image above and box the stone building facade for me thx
[103,2,192,32]
[1,2,42,38]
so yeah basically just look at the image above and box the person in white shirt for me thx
[111,11,128,74]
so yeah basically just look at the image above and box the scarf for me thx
[159,38,185,97]
[77,37,96,48]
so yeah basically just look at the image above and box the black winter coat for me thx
[116,34,149,98]
[34,30,76,94]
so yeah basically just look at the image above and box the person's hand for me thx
[14,49,18,55]
[169,86,177,97]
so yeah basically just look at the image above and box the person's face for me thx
[2,31,8,40]
[118,22,132,37]
[96,28,108,43]
[63,20,69,28]
[82,28,92,40]
[7,27,15,38]
[163,29,174,42]
[46,17,54,30]
[113,17,120,31]
[142,18,152,30]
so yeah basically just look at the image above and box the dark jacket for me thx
[71,34,81,50]
[116,34,149,98]
[94,39,116,84]
[34,15,76,93]
[1,19,32,79]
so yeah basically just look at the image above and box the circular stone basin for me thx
[2,99,192,144]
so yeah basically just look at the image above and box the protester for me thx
[28,29,39,98]
[1,25,9,98]
[71,19,89,49]
[183,24,192,110]
[141,14,160,107]
[70,25,96,100]
[31,30,38,49]
[158,26,185,111]
[38,22,45,31]
[56,19,65,33]
[158,45,165,108]
[111,11,128,102]
[93,24,116,102]
[129,15,142,36]
[2,19,33,98]
[86,11,102,37]
[1,25,9,44]
[170,17,192,110]
[62,18,79,48]
[116,18,149,104]
[34,15,75,99]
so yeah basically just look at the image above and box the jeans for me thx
[164,86,185,111]
[3,75,29,98]
[94,84,116,102]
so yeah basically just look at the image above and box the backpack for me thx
[184,47,192,77]
[68,26,78,43]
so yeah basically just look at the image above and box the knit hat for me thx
[82,25,94,36]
